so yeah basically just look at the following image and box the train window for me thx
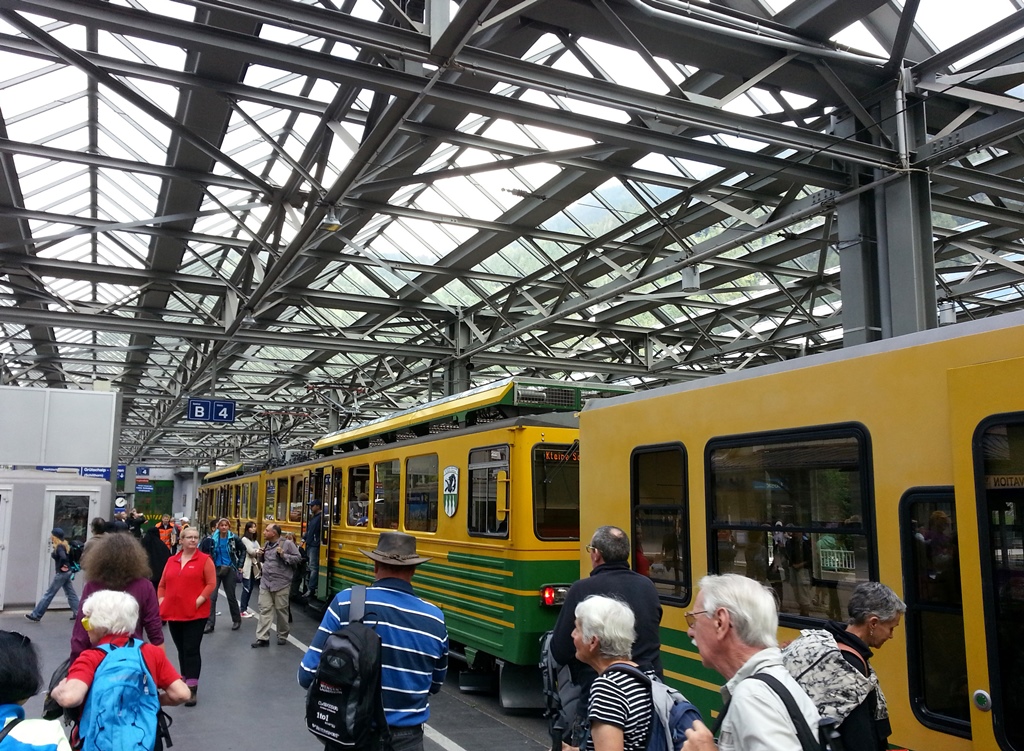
[265,479,275,520]
[347,465,370,526]
[331,469,343,525]
[233,485,241,518]
[290,477,304,522]
[374,460,401,529]
[534,443,580,540]
[276,478,288,520]
[707,426,872,623]
[406,454,439,533]
[631,445,688,603]
[976,418,1024,750]
[900,490,970,737]
[249,481,257,518]
[468,446,509,538]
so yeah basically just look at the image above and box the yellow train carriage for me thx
[201,377,632,709]
[579,311,1024,751]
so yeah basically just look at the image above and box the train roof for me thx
[582,310,1024,413]
[314,376,630,454]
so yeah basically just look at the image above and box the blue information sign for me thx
[187,398,212,421]
[187,398,235,423]
[211,400,236,423]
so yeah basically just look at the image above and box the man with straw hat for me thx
[298,531,448,751]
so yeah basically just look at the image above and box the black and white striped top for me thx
[586,666,653,751]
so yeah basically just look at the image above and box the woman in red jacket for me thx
[157,526,215,708]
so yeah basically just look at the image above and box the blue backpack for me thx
[75,639,160,751]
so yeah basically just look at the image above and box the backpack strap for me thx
[746,673,820,751]
[835,642,868,675]
[0,718,22,744]
[349,584,367,623]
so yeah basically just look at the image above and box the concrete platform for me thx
[3,595,550,751]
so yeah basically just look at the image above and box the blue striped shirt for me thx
[297,578,449,727]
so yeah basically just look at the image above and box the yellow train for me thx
[198,377,632,708]
[578,311,1024,751]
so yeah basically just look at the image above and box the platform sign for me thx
[117,465,126,481]
[135,482,153,493]
[82,466,111,480]
[136,466,149,477]
[187,398,235,423]
[187,398,212,421]
[211,400,236,423]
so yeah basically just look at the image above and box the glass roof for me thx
[2,0,1024,465]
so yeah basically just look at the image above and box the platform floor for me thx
[3,593,550,751]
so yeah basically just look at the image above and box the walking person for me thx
[681,574,820,751]
[251,523,301,648]
[299,531,448,751]
[158,526,216,707]
[239,521,261,617]
[26,528,80,623]
[70,531,164,661]
[199,518,244,633]
[783,582,906,751]
[559,595,654,751]
[550,526,662,746]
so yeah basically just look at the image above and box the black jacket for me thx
[550,561,663,688]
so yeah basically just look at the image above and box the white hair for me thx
[82,589,139,635]
[575,595,636,659]
[698,574,778,649]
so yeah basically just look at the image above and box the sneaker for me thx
[25,614,40,622]
[240,612,253,618]
[185,687,197,707]
[203,624,214,634]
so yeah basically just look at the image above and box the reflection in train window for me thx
[534,442,580,540]
[374,459,400,529]
[406,454,438,533]
[631,444,688,603]
[978,418,1024,751]
[347,465,369,526]
[707,426,873,622]
[275,478,288,520]
[468,446,509,538]
[900,490,969,736]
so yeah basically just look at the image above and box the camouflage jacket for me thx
[781,629,887,724]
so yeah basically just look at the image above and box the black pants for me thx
[167,618,206,684]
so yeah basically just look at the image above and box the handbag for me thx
[42,657,71,721]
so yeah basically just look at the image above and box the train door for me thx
[949,354,1024,751]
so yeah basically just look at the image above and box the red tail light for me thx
[540,585,569,606]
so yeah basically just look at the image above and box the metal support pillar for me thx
[444,311,473,396]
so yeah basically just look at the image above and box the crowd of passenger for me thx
[3,513,905,751]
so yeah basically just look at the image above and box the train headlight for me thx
[540,585,569,606]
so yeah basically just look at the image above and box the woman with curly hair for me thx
[69,532,164,661]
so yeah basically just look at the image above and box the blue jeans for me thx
[240,575,257,613]
[30,570,79,619]
[306,546,319,595]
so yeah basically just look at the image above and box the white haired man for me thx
[682,574,820,751]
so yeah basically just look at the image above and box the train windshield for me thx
[533,442,580,540]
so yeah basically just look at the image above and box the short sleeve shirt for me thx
[586,667,652,751]
[68,635,181,690]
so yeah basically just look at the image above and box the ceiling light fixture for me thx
[320,207,341,232]
[681,265,700,293]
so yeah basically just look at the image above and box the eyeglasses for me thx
[684,610,708,628]
[585,544,597,554]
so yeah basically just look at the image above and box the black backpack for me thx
[305,586,390,750]
[539,630,583,751]
[68,540,85,573]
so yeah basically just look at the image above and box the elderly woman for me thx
[70,532,164,661]
[0,631,71,750]
[783,581,906,751]
[562,595,653,751]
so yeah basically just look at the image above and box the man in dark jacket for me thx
[549,525,663,743]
